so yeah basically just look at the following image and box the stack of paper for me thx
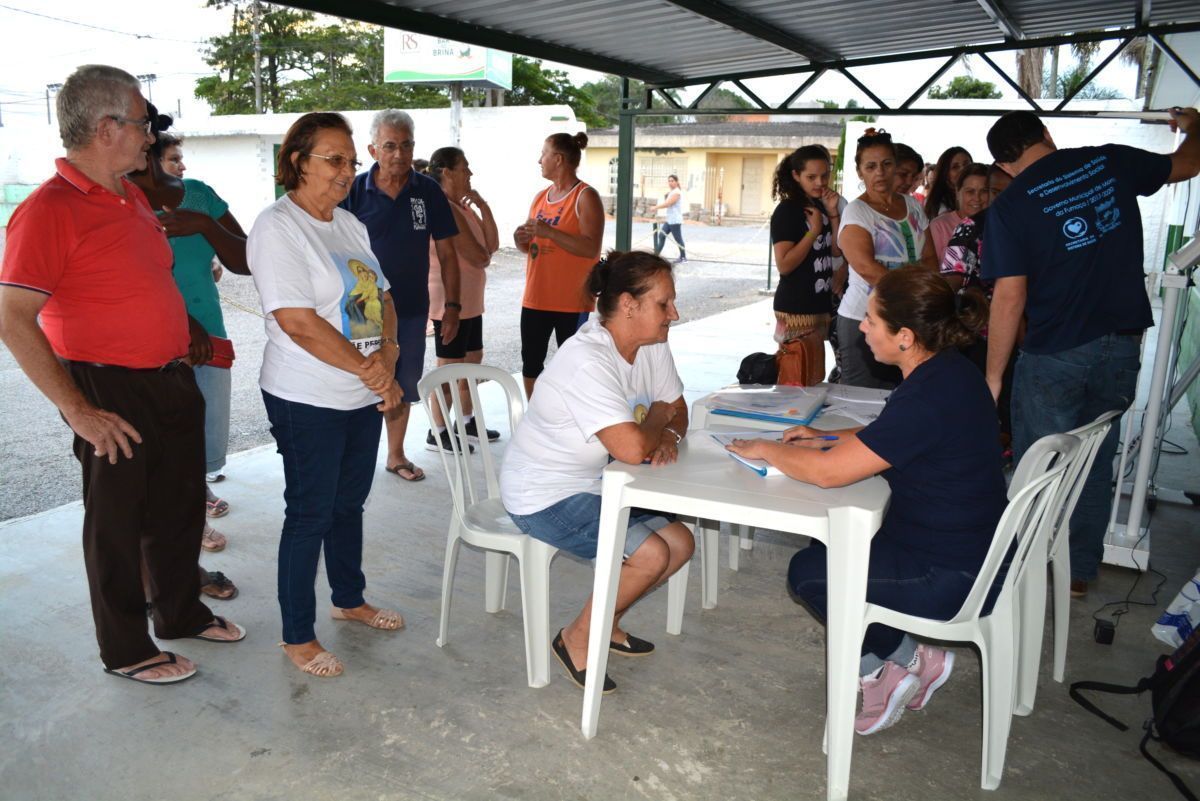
[707,385,828,426]
[822,385,889,426]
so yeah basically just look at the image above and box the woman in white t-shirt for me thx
[651,174,687,262]
[837,129,937,389]
[248,112,405,679]
[501,251,695,694]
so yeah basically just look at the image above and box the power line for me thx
[0,3,205,44]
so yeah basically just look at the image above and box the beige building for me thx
[584,118,841,220]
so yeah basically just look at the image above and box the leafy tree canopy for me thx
[928,75,1002,100]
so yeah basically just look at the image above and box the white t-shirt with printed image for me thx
[249,194,391,410]
[500,318,685,515]
[837,194,928,320]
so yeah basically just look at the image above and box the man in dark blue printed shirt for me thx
[982,108,1200,595]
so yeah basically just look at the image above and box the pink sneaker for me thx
[906,644,955,711]
[856,662,920,735]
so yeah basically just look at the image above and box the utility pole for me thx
[45,82,62,126]
[252,0,263,114]
[138,73,157,104]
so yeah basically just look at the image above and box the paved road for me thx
[1,226,776,520]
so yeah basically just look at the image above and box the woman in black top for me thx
[770,145,844,384]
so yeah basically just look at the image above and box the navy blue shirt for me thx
[857,349,1008,572]
[982,145,1171,354]
[340,166,457,318]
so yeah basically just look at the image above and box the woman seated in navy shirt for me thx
[727,266,1006,736]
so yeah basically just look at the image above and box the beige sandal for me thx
[279,642,343,678]
[201,523,227,552]
[331,605,405,631]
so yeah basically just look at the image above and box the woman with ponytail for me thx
[728,266,1006,737]
[770,145,844,383]
[501,251,694,694]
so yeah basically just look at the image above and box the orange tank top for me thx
[523,181,597,313]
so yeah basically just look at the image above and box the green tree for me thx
[499,56,604,127]
[195,1,446,114]
[927,75,1002,100]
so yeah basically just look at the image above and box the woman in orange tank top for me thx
[513,131,604,398]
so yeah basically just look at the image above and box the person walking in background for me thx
[770,145,843,385]
[651,174,687,263]
[837,129,936,389]
[0,65,246,685]
[249,112,406,678]
[514,132,604,399]
[425,146,501,445]
[341,110,461,476]
[923,146,973,220]
[983,107,1200,598]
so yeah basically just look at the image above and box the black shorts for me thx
[433,315,484,359]
[520,307,590,378]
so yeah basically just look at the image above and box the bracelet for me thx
[444,302,462,311]
[664,426,683,444]
[380,337,399,349]
[802,230,815,239]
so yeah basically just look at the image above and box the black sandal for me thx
[200,570,239,600]
[553,630,616,694]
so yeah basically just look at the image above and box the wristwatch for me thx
[444,301,462,311]
[664,426,683,444]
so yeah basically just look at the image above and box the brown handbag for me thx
[775,339,810,386]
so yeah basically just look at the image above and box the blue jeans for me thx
[789,539,980,674]
[1011,334,1140,581]
[262,391,383,644]
[193,364,231,474]
[654,223,686,258]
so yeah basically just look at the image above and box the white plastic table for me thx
[580,431,890,801]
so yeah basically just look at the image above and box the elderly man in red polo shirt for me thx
[0,65,246,684]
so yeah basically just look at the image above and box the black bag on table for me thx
[736,352,777,385]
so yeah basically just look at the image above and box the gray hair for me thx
[370,109,415,141]
[57,65,142,150]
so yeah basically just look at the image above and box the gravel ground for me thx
[0,221,775,521]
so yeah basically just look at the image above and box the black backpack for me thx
[737,352,777,385]
[1070,627,1200,800]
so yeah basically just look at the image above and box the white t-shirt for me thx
[248,194,390,410]
[837,194,928,321]
[500,318,685,515]
[664,188,684,225]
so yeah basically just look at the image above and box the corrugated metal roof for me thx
[281,0,1200,87]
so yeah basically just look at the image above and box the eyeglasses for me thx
[304,152,363,172]
[108,115,152,134]
[376,140,416,153]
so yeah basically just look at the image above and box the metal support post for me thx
[616,78,635,251]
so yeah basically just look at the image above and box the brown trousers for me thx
[66,361,212,669]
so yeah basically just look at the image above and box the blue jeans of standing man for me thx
[262,391,384,644]
[1011,333,1141,582]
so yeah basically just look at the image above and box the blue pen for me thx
[796,435,839,441]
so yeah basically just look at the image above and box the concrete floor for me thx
[2,300,1199,801]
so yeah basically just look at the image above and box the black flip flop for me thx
[187,615,246,643]
[104,651,197,685]
[552,629,616,694]
[385,460,426,482]
[609,633,655,657]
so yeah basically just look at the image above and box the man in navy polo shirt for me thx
[983,107,1200,596]
[341,110,461,481]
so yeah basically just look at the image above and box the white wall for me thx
[173,105,585,238]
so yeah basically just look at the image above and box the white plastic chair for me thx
[420,364,558,688]
[1013,410,1121,714]
[857,433,1078,791]
[420,364,692,688]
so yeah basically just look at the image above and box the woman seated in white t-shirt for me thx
[501,250,695,694]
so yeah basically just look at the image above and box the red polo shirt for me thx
[1,158,189,368]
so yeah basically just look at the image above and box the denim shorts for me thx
[509,492,674,560]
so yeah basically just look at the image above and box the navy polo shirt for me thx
[857,349,1008,572]
[340,165,457,318]
[982,145,1171,354]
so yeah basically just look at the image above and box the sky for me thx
[0,1,1142,130]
